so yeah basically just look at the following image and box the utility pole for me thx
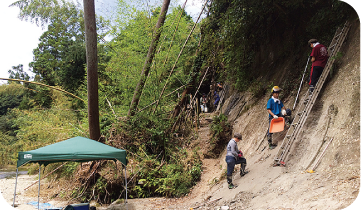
[83,0,100,140]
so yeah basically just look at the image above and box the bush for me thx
[208,114,232,157]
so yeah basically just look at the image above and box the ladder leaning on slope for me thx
[273,21,351,167]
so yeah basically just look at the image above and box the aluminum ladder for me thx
[273,21,351,166]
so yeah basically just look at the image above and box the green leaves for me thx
[100,4,197,116]
[201,0,353,91]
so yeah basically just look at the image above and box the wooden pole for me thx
[83,0,100,140]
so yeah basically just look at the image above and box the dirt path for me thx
[112,29,360,208]
[0,174,69,210]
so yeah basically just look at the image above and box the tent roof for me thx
[17,136,127,167]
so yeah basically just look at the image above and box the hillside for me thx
[1,2,359,210]
[107,16,360,210]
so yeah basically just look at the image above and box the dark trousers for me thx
[309,66,324,87]
[226,156,246,176]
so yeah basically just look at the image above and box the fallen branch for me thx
[307,138,334,173]
[24,162,67,191]
[0,78,84,102]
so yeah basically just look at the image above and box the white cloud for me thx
[0,0,44,83]
[184,0,205,21]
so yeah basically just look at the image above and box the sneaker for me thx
[228,183,236,189]
[269,143,277,149]
[267,135,272,142]
[309,85,314,94]
[240,171,249,177]
[286,121,291,127]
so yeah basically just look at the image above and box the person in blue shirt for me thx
[214,90,220,109]
[267,86,287,149]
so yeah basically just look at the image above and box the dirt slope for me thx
[170,18,359,210]
[106,19,360,210]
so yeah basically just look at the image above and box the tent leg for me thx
[125,166,127,204]
[12,168,19,207]
[38,165,41,210]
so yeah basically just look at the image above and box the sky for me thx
[0,0,205,84]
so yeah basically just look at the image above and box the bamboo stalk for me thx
[136,84,187,113]
[153,0,209,113]
[162,0,189,66]
[106,97,118,118]
[191,67,209,103]
[0,78,84,102]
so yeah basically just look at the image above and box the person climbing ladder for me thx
[308,39,329,93]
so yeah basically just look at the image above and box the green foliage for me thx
[1,0,204,202]
[28,6,86,89]
[12,0,109,94]
[111,111,202,198]
[0,83,26,115]
[8,64,30,82]
[200,0,354,92]
[131,150,201,198]
[98,4,198,115]
[210,114,228,138]
[0,87,85,165]
[208,114,232,157]
[119,113,173,155]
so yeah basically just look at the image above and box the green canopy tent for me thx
[13,136,128,209]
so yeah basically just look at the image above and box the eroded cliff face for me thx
[208,18,360,209]
[105,18,360,210]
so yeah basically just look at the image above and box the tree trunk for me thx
[83,0,100,140]
[173,86,193,118]
[127,0,171,117]
[172,66,208,118]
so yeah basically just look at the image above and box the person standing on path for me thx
[225,133,248,189]
[200,93,208,112]
[308,39,329,93]
[213,90,220,110]
[267,86,287,149]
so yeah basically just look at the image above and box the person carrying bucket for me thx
[267,86,289,149]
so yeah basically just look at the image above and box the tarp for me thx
[17,136,127,167]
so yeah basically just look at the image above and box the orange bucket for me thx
[269,117,285,133]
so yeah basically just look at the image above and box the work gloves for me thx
[273,115,279,119]
[238,150,243,157]
[281,109,286,116]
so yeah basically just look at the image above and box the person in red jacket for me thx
[308,39,329,93]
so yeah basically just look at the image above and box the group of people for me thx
[199,82,223,113]
[225,38,328,189]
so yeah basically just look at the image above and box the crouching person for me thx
[225,133,248,189]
